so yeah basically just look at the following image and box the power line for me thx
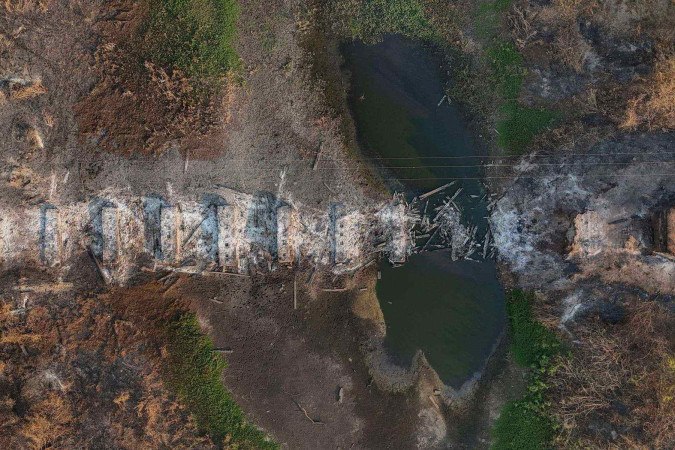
[210,160,675,170]
[324,150,675,161]
[388,173,675,181]
[198,171,675,182]
[192,150,675,162]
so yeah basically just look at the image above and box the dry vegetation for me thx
[534,0,593,73]
[548,300,675,448]
[73,0,238,155]
[518,0,674,131]
[3,0,226,156]
[621,57,675,131]
[0,281,214,448]
[2,0,52,13]
[75,39,221,155]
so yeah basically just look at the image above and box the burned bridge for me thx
[1,188,415,284]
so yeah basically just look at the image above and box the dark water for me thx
[343,35,505,387]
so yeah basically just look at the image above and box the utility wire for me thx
[199,172,675,182]
[184,150,675,162]
[203,160,675,170]
[386,173,675,181]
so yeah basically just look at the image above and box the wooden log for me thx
[418,181,456,201]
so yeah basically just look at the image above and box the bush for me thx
[492,399,554,450]
[491,290,562,449]
[143,0,240,80]
[164,313,277,449]
[505,290,562,367]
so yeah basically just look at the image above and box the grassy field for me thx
[332,0,432,42]
[164,313,278,449]
[143,0,240,81]
[491,290,562,450]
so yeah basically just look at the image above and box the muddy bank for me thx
[183,267,423,449]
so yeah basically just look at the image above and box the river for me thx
[343,35,505,388]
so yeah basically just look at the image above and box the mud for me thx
[181,267,422,449]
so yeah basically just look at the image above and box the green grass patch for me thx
[164,313,277,449]
[143,0,240,80]
[485,44,558,155]
[497,102,558,154]
[338,0,433,41]
[505,289,562,367]
[491,290,563,450]
[473,0,559,154]
[485,41,557,153]
[492,399,555,450]
[487,42,523,100]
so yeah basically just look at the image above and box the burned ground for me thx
[0,261,213,448]
[544,289,675,448]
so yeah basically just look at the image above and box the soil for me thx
[182,267,421,449]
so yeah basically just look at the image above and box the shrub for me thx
[492,399,554,450]
[505,290,562,367]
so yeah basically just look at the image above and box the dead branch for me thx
[290,397,324,425]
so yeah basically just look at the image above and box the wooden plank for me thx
[418,181,456,201]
